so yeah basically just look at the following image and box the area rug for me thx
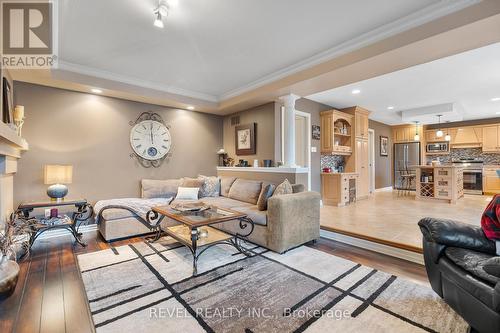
[77,238,468,333]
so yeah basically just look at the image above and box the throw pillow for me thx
[273,179,292,197]
[198,175,220,197]
[180,177,205,188]
[257,184,275,211]
[176,187,199,200]
[483,257,500,278]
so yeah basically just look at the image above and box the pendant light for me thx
[444,121,451,141]
[435,115,443,138]
[414,121,420,141]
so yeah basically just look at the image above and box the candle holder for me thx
[13,105,25,137]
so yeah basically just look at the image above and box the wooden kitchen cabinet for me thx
[483,167,500,194]
[355,138,370,199]
[482,126,500,152]
[321,173,358,206]
[425,130,442,142]
[393,125,422,143]
[320,110,353,155]
[342,106,370,140]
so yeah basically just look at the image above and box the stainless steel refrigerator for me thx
[394,142,421,190]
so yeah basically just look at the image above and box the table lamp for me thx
[44,165,73,200]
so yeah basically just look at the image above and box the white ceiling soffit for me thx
[400,103,464,124]
[55,0,479,104]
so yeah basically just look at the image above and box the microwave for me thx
[426,142,449,153]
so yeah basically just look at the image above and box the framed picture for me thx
[380,136,389,156]
[235,123,256,155]
[2,77,13,124]
[312,125,320,140]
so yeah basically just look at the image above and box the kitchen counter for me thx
[415,166,464,204]
[321,173,358,206]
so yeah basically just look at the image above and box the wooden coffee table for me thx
[147,204,255,275]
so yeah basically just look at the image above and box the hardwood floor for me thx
[320,189,491,251]
[0,231,428,333]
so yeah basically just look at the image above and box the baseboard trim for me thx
[38,224,98,240]
[320,229,424,265]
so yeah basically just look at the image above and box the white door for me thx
[368,129,375,194]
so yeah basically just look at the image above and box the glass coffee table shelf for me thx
[147,204,255,275]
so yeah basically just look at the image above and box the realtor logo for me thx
[1,1,56,68]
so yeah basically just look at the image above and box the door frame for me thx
[368,129,376,194]
[295,110,311,191]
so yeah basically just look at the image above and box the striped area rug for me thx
[77,238,468,333]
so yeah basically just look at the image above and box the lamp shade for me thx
[44,165,73,185]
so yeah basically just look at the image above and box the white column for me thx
[279,94,300,167]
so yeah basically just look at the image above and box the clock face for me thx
[130,120,171,161]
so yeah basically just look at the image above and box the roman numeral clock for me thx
[129,112,172,168]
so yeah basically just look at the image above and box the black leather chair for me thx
[418,217,500,333]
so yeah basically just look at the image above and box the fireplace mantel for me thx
[0,121,28,226]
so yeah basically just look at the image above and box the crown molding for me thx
[219,0,481,101]
[54,0,479,107]
[56,61,219,103]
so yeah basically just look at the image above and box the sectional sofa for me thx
[96,176,320,253]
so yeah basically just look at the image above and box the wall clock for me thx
[129,112,172,168]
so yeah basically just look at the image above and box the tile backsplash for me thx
[321,155,345,170]
[426,148,500,165]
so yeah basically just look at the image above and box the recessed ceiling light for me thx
[387,106,394,110]
[492,97,500,102]
[187,106,195,110]
[351,89,361,95]
[91,88,102,94]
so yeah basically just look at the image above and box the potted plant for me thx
[0,216,31,300]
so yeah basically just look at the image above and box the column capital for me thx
[278,94,301,108]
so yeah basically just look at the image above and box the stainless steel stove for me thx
[452,158,483,195]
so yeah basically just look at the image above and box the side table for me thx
[14,199,93,248]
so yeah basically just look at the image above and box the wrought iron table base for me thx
[147,213,255,276]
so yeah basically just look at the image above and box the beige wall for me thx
[13,82,223,206]
[295,98,331,192]
[369,119,393,189]
[223,102,276,165]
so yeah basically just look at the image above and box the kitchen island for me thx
[415,165,464,204]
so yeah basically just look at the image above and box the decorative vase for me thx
[0,257,20,300]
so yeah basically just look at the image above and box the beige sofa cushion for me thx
[232,205,267,226]
[220,177,237,197]
[199,196,252,209]
[142,179,181,199]
[228,179,263,204]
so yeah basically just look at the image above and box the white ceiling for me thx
[57,0,476,102]
[307,42,500,125]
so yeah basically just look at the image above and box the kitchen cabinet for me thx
[425,130,443,143]
[321,173,358,206]
[320,110,353,155]
[355,112,369,140]
[483,167,500,194]
[342,106,370,140]
[355,138,369,199]
[482,126,500,152]
[341,106,372,200]
[393,125,422,143]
